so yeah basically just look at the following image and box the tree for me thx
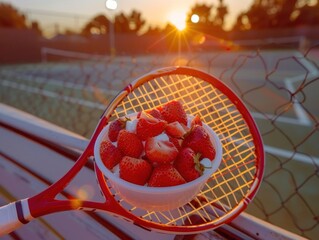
[214,0,228,28]
[232,0,319,30]
[273,0,298,28]
[128,10,145,33]
[0,3,27,28]
[114,10,145,34]
[243,0,275,29]
[143,26,162,35]
[233,12,249,31]
[186,3,214,33]
[30,21,42,35]
[114,13,130,33]
[185,2,228,34]
[187,3,213,25]
[81,14,109,35]
[294,2,319,26]
[82,10,145,36]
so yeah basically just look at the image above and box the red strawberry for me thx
[165,121,189,138]
[145,137,178,165]
[108,117,129,142]
[182,125,216,160]
[191,114,203,127]
[137,108,163,120]
[136,112,167,140]
[100,140,123,170]
[146,108,164,120]
[156,105,163,113]
[117,130,143,158]
[148,164,186,187]
[119,156,152,185]
[174,147,203,182]
[169,136,182,151]
[161,100,187,125]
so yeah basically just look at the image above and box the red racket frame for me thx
[0,66,264,235]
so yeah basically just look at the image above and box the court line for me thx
[284,76,312,126]
[282,52,319,126]
[1,70,119,96]
[1,80,106,110]
[41,47,107,62]
[264,145,319,165]
[294,51,319,74]
[251,52,319,127]
[250,112,309,126]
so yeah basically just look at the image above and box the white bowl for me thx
[94,117,223,212]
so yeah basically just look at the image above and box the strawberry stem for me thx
[194,153,204,174]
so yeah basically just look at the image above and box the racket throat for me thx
[27,148,95,217]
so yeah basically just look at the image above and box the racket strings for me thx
[108,74,258,226]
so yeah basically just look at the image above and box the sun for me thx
[168,11,187,31]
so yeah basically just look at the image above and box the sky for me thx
[3,0,254,35]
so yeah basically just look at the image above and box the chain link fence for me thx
[0,43,319,239]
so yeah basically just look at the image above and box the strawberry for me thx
[136,112,167,140]
[100,140,123,170]
[174,147,203,182]
[191,114,203,127]
[161,100,187,125]
[165,121,189,138]
[108,117,129,142]
[146,108,164,120]
[168,136,182,151]
[137,108,163,120]
[119,156,152,185]
[182,125,216,160]
[145,137,178,165]
[117,130,143,158]
[148,164,186,187]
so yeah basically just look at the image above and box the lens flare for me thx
[76,184,95,200]
[105,0,117,10]
[191,14,200,23]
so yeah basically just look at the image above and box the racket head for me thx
[94,116,223,212]
[95,66,264,234]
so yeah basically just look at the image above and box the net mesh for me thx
[0,43,318,238]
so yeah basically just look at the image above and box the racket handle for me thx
[0,199,33,236]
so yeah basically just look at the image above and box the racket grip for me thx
[0,199,33,236]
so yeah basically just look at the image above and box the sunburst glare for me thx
[168,11,187,31]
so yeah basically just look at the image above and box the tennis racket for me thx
[0,66,264,235]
